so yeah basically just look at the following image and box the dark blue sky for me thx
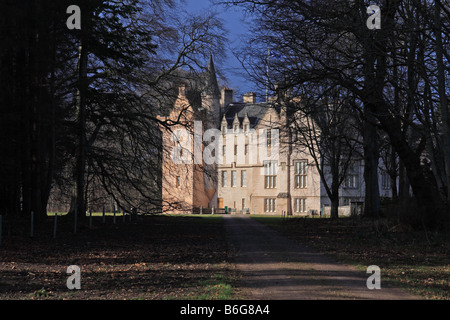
[183,0,257,98]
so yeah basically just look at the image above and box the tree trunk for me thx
[330,194,339,220]
[379,107,443,228]
[41,22,57,218]
[74,39,89,223]
[330,162,340,220]
[434,0,450,207]
[362,45,382,219]
[29,15,43,224]
[398,160,410,217]
[363,109,381,218]
[390,148,398,201]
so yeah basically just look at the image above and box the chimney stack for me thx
[243,92,256,104]
[221,88,233,109]
[178,84,187,97]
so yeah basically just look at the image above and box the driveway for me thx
[223,215,420,300]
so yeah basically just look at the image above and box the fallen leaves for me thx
[0,215,238,300]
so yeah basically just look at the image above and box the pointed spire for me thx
[234,113,239,121]
[203,54,221,97]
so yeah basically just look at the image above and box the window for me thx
[231,171,237,187]
[267,129,272,147]
[241,170,247,187]
[295,198,307,213]
[264,161,277,189]
[234,145,238,156]
[381,172,391,190]
[344,161,359,189]
[176,176,181,188]
[294,160,308,189]
[245,144,249,155]
[221,171,228,187]
[242,198,246,210]
[344,175,358,189]
[264,198,277,213]
[223,145,226,156]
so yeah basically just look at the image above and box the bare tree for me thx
[224,0,449,228]
[62,1,226,216]
[285,84,362,219]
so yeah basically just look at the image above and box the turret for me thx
[202,54,221,128]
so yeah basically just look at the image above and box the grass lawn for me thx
[252,215,449,300]
[0,214,242,300]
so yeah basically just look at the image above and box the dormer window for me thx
[244,124,249,133]
[222,125,227,135]
[234,124,239,133]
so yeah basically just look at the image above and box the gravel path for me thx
[224,215,420,300]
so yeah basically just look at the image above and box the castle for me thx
[160,56,394,215]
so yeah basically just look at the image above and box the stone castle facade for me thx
[160,56,394,215]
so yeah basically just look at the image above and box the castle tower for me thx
[202,54,221,128]
[199,54,222,208]
[159,55,225,213]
